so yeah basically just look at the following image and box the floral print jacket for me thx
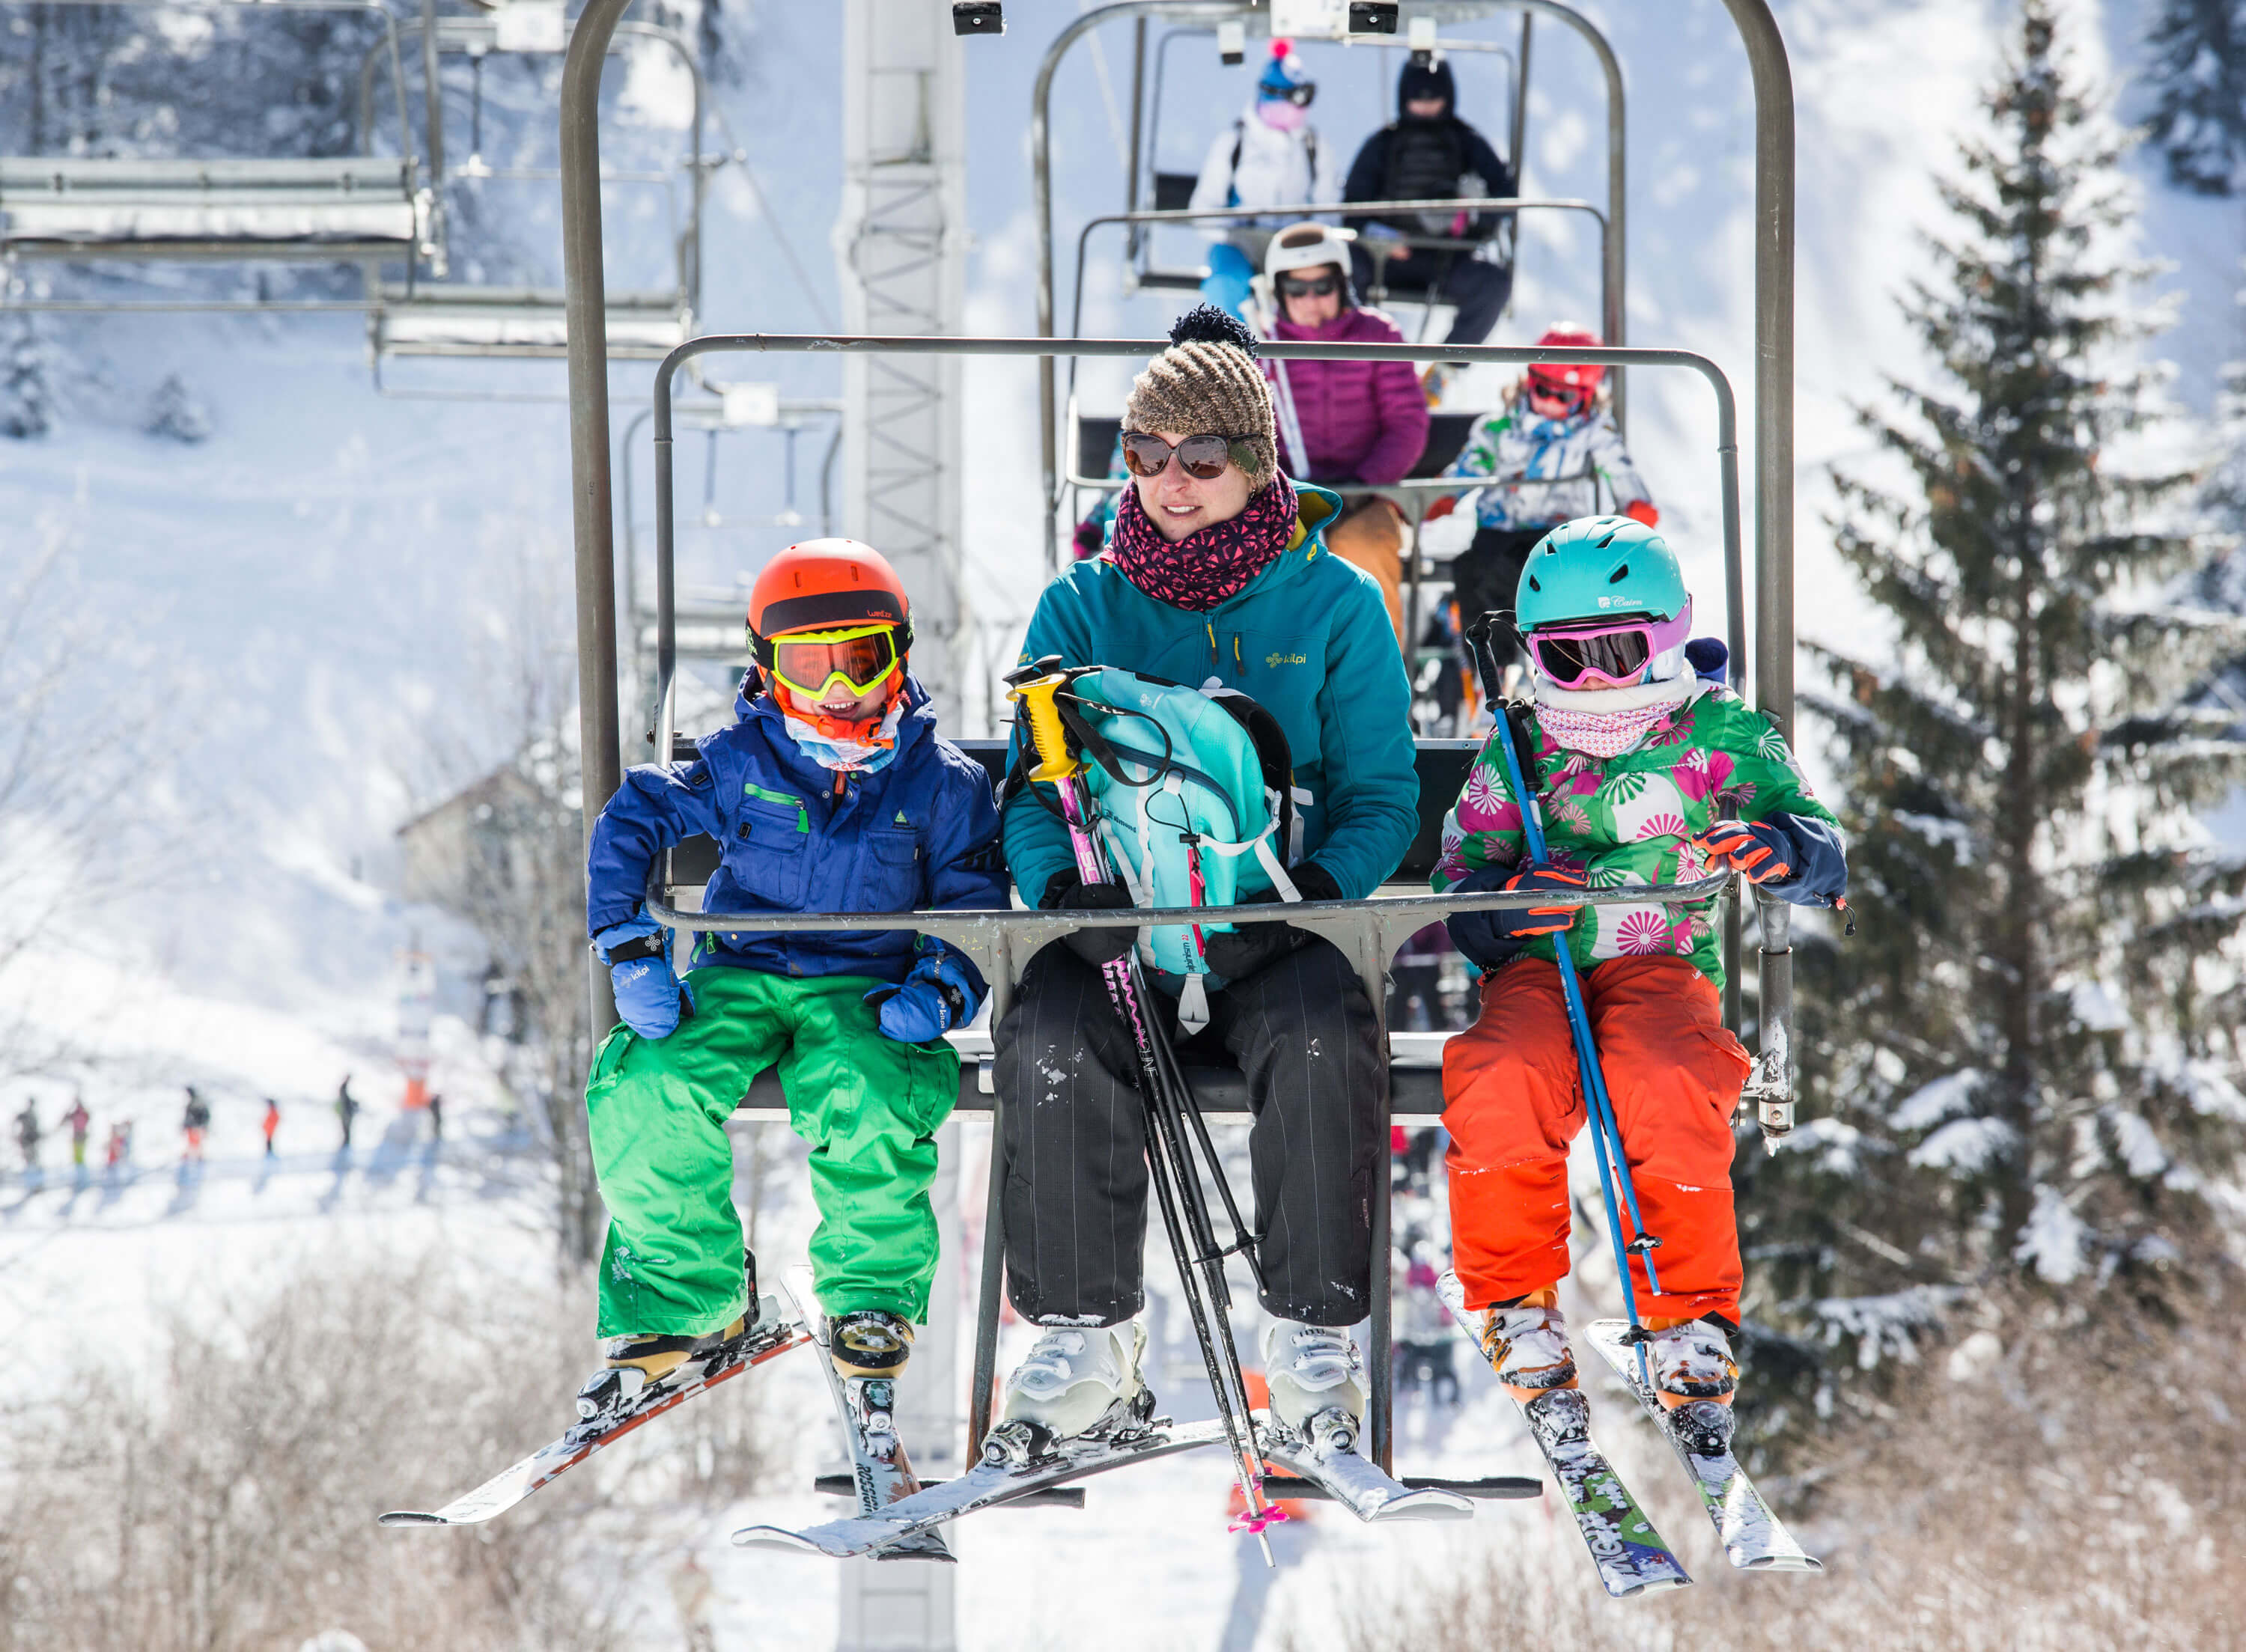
[1431,683,1845,990]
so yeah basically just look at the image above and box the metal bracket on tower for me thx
[952,2,1003,34]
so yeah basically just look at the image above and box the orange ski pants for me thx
[1442,954,1750,1324]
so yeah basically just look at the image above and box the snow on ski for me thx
[1585,1320,1822,1573]
[733,1415,1232,1559]
[377,1296,811,1528]
[1253,1411,1483,1523]
[786,1271,953,1563]
[1437,1270,1691,1597]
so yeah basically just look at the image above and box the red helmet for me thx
[1525,323,1605,402]
[746,540,913,737]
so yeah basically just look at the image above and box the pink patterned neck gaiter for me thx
[1105,474,1300,612]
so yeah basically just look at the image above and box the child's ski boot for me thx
[1646,1317,1738,1409]
[576,1312,753,1423]
[827,1310,915,1378]
[1470,1287,1578,1403]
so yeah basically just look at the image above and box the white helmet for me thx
[1264,219,1357,280]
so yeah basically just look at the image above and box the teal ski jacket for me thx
[1003,482,1419,907]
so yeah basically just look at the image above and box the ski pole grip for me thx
[1008,674,1080,782]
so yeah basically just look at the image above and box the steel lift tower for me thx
[835,0,972,731]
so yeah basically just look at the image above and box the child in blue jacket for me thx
[575,540,1003,1418]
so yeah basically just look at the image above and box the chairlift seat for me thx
[371,284,687,358]
[0,156,419,260]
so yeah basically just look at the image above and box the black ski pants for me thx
[996,937,1386,1329]
[1448,526,1547,671]
[1349,246,1513,347]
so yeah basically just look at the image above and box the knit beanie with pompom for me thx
[1122,305,1279,489]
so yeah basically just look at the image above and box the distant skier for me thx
[425,1092,444,1143]
[13,1100,39,1175]
[1433,516,1848,1417]
[574,540,1003,1427]
[261,1097,280,1159]
[1189,40,1337,321]
[64,1094,90,1170]
[104,1120,132,1180]
[335,1076,359,1150]
[181,1087,210,1164]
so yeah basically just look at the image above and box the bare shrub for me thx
[0,1257,782,1651]
[1312,1302,2245,1651]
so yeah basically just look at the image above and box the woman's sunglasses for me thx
[1263,82,1316,108]
[1277,273,1341,300]
[1119,431,1253,481]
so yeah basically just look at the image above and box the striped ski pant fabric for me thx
[993,938,1386,1329]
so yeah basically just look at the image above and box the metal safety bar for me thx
[639,329,1771,1472]
[1065,196,1608,347]
[1036,0,1630,573]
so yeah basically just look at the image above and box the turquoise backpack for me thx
[1064,668,1306,1025]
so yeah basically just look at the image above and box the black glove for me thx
[1201,862,1341,981]
[1042,869,1138,968]
[1444,863,1586,972]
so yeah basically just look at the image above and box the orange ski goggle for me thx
[767,623,904,701]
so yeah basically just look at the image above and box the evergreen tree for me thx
[1741,2,2246,1425]
[2141,0,2246,194]
[0,315,50,440]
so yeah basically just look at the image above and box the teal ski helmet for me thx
[1514,515,1688,631]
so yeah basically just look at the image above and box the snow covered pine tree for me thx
[1739,1,2246,1426]
[2140,0,2246,195]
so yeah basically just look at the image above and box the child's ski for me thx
[1437,1271,1690,1598]
[788,1272,953,1563]
[1584,1320,1822,1573]
[378,1296,810,1528]
[732,1413,1230,1559]
[1254,1412,1488,1523]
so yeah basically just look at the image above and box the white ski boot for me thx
[991,1322,1151,1457]
[1647,1318,1738,1409]
[1470,1288,1578,1403]
[1261,1320,1367,1451]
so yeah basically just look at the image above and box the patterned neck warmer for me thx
[1106,473,1299,612]
[1533,674,1698,760]
[778,692,907,773]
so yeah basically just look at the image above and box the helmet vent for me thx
[1597,530,1619,549]
[1527,575,1542,592]
[1608,563,1629,583]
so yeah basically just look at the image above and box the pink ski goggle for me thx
[1529,600,1693,689]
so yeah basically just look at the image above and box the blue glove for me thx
[594,915,695,1039]
[864,946,981,1043]
[1444,863,1588,972]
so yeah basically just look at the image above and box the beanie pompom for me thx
[1169,304,1259,357]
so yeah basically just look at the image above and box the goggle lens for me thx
[1263,82,1315,108]
[1279,274,1340,299]
[771,627,899,697]
[1533,625,1652,686]
[1120,431,1236,481]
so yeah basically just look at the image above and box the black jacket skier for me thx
[1340,57,1515,347]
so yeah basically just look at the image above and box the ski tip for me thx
[1738,1552,1823,1573]
[1608,1570,1694,1599]
[376,1511,450,1528]
[729,1525,833,1554]
[1367,1489,1477,1523]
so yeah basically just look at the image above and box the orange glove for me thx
[1423,494,1459,522]
[1691,820,1795,885]
[1622,499,1659,528]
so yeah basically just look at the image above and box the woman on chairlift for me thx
[1256,219,1429,647]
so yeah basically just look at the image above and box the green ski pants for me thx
[584,966,958,1338]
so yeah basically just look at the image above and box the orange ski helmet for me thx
[746,540,913,733]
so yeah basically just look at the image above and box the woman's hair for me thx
[1122,306,1278,488]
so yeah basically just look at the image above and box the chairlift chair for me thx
[359,8,707,373]
[0,0,424,299]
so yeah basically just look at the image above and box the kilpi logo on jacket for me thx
[1265,651,1308,668]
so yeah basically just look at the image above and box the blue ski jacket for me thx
[585,677,1005,994]
[1003,483,1419,908]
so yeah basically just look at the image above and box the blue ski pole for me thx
[1482,695,1667,1386]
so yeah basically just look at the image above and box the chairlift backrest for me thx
[0,155,419,258]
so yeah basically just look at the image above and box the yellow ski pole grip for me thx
[1009,675,1081,782]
